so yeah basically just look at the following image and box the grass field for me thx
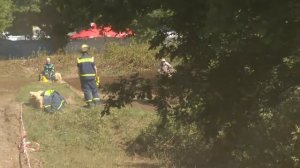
[8,40,187,168]
[17,81,160,168]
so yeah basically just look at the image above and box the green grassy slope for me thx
[17,82,159,168]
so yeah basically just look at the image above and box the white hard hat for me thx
[46,57,50,62]
[81,44,89,52]
[161,58,166,62]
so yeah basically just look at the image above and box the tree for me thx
[99,0,300,167]
[5,0,41,35]
[0,0,13,33]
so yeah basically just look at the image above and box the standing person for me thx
[40,57,56,81]
[77,44,100,108]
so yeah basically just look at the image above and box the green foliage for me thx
[7,0,43,35]
[130,9,174,41]
[13,0,40,13]
[97,0,300,167]
[0,0,13,32]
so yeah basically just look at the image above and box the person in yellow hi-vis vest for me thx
[77,44,100,108]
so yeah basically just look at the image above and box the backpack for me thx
[42,90,66,113]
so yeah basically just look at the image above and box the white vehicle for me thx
[7,35,27,41]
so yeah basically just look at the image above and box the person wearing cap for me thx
[158,58,175,77]
[77,44,100,108]
[40,57,56,81]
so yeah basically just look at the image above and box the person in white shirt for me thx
[158,58,176,77]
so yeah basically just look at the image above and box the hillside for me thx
[0,42,164,168]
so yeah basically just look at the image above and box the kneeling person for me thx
[40,57,56,81]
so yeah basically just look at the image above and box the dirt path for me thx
[0,79,31,168]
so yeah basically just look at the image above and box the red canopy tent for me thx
[69,23,133,40]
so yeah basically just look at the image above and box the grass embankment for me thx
[10,41,158,79]
[11,40,189,167]
[17,81,159,168]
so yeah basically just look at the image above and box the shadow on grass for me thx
[97,73,210,167]
[125,121,211,168]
